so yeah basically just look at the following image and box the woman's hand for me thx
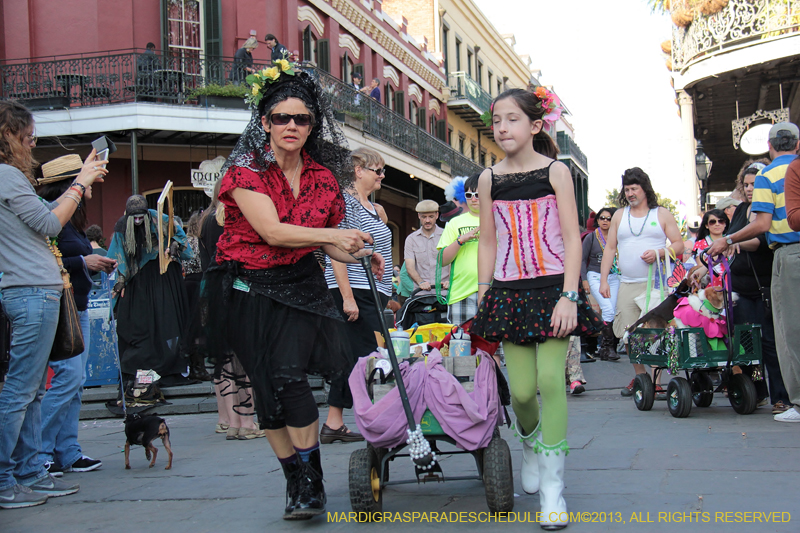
[333,229,372,254]
[551,297,577,338]
[75,149,109,187]
[84,254,117,273]
[343,297,359,322]
[370,252,385,281]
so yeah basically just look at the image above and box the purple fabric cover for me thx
[348,349,499,451]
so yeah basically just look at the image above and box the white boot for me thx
[537,439,568,530]
[512,419,541,494]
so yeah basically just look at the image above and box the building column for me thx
[677,90,700,217]
[131,130,139,195]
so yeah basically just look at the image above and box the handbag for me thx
[746,253,771,316]
[48,242,85,361]
[634,247,672,317]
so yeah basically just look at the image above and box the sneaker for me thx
[620,378,635,397]
[774,408,800,423]
[44,461,63,478]
[772,401,791,414]
[22,474,79,497]
[237,428,266,440]
[65,456,102,473]
[570,381,585,395]
[0,484,48,509]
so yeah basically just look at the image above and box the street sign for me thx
[740,123,771,155]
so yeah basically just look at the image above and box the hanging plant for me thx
[661,39,672,54]
[672,7,694,27]
[699,0,728,15]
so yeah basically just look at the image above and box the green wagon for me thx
[627,324,762,418]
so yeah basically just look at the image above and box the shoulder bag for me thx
[48,241,85,361]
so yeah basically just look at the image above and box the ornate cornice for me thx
[338,33,361,59]
[297,6,325,36]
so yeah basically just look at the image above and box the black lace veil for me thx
[222,68,352,188]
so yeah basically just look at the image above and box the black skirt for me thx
[203,254,350,428]
[117,260,190,378]
[471,284,602,346]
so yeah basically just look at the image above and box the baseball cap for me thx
[416,199,440,213]
[715,197,741,211]
[687,216,701,232]
[768,122,799,142]
[352,72,362,79]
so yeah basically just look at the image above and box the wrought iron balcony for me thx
[0,50,482,179]
[672,0,800,72]
[447,71,492,128]
[556,131,588,175]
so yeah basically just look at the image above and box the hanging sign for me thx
[191,156,227,197]
[740,124,772,155]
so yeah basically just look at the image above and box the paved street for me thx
[2,359,798,532]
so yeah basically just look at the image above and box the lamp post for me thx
[695,141,712,211]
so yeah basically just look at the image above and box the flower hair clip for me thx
[479,102,494,130]
[533,86,563,127]
[245,57,298,108]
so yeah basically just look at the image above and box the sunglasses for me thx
[464,192,479,199]
[598,216,611,221]
[707,219,725,225]
[366,167,385,176]
[269,113,313,126]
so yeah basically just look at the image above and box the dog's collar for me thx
[702,299,721,314]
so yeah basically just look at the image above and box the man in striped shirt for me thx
[709,122,800,422]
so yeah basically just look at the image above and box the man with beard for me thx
[107,195,194,387]
[404,200,449,296]
[599,168,683,396]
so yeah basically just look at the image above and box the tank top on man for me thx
[617,206,667,283]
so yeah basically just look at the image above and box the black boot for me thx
[188,347,212,381]
[605,322,620,361]
[281,460,302,520]
[596,324,611,361]
[291,449,326,519]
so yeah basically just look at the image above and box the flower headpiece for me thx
[479,86,564,129]
[245,59,298,108]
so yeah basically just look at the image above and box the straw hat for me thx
[39,154,83,185]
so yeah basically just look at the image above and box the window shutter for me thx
[203,0,222,58]
[317,39,330,72]
[159,0,169,53]
[394,91,405,117]
[354,64,364,80]
[303,27,313,62]
[436,120,446,142]
[417,107,426,128]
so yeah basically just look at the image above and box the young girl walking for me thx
[472,88,601,530]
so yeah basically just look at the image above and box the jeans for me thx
[0,287,61,490]
[39,309,90,468]
[587,271,620,322]
[733,292,789,405]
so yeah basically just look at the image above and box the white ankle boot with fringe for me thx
[512,420,541,494]
[536,439,568,530]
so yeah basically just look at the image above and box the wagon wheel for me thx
[482,432,514,512]
[349,447,383,514]
[633,373,655,411]
[667,377,693,418]
[728,373,758,415]
[691,371,714,407]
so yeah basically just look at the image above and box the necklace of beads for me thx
[627,207,650,237]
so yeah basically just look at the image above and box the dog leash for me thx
[101,271,128,421]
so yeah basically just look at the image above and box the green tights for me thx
[504,338,569,445]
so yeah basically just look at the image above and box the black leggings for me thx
[262,380,320,430]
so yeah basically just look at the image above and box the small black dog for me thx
[124,413,173,470]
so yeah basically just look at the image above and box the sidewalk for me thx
[2,359,796,533]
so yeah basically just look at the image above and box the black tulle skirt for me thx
[471,284,602,346]
[202,254,350,428]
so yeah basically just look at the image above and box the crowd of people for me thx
[1,51,798,531]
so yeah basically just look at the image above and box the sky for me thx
[471,0,686,211]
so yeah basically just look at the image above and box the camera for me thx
[91,136,117,169]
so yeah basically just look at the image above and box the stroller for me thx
[396,289,448,330]
[348,256,513,515]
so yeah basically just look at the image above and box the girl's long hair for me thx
[0,101,37,184]
[492,88,559,159]
[200,178,225,231]
[38,179,87,232]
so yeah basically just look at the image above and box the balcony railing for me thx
[556,131,588,174]
[672,0,800,71]
[313,69,482,178]
[0,50,482,179]
[447,71,491,114]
